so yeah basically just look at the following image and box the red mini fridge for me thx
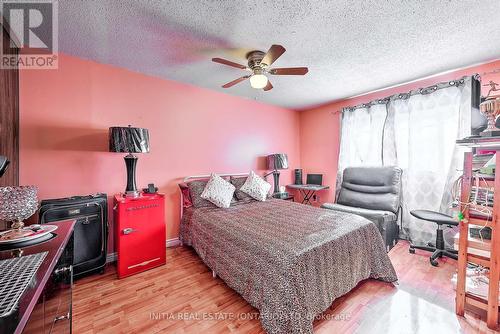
[114,193,166,278]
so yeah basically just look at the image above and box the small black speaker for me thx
[294,169,303,185]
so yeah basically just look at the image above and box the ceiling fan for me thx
[212,44,308,91]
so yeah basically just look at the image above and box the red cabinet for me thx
[114,193,166,278]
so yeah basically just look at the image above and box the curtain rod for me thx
[337,74,473,114]
[335,67,500,114]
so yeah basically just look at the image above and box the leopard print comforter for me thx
[180,199,397,334]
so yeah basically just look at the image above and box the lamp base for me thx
[124,190,141,198]
[124,153,139,195]
[272,170,280,194]
[11,219,24,230]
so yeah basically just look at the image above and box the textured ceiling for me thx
[57,0,500,109]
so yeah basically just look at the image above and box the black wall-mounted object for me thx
[109,126,150,197]
[0,25,19,187]
[39,194,108,279]
[0,156,9,178]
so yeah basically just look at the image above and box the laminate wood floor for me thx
[73,241,499,333]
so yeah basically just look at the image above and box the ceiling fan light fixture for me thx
[249,74,268,89]
[213,45,307,91]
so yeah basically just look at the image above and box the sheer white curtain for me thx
[338,77,472,245]
[337,103,387,173]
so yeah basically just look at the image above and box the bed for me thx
[179,174,397,334]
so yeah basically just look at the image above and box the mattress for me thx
[180,199,397,334]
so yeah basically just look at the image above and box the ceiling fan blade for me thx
[222,75,251,88]
[268,67,309,75]
[261,45,286,67]
[212,57,247,70]
[263,80,273,91]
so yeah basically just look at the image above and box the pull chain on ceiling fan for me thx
[212,44,308,91]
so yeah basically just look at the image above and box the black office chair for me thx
[408,210,459,267]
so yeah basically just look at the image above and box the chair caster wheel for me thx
[409,248,415,254]
[430,258,439,267]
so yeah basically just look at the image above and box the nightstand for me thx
[114,193,166,278]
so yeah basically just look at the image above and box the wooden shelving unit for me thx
[456,138,500,329]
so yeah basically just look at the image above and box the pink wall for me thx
[299,60,500,204]
[19,54,300,248]
[19,54,500,247]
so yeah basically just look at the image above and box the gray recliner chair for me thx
[321,166,402,251]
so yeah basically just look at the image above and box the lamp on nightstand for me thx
[266,153,289,196]
[0,186,38,230]
[109,126,150,198]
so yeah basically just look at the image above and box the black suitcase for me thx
[39,193,108,279]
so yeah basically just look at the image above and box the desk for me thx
[286,184,329,204]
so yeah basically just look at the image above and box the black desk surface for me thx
[286,184,329,191]
[0,219,75,334]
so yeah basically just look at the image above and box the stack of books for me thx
[472,153,495,171]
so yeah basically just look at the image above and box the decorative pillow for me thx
[230,176,254,201]
[200,173,236,208]
[240,171,272,201]
[187,180,214,208]
[178,183,193,208]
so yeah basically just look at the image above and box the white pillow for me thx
[240,171,272,201]
[200,173,235,208]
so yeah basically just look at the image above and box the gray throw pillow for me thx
[230,176,254,201]
[187,180,214,208]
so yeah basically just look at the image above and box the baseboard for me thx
[106,238,181,263]
[106,252,117,263]
[166,237,181,247]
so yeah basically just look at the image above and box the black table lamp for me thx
[109,126,150,197]
[266,153,288,195]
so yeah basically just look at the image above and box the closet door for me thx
[0,25,19,187]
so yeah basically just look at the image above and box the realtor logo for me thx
[1,0,58,69]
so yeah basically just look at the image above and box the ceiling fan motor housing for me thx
[247,50,267,69]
